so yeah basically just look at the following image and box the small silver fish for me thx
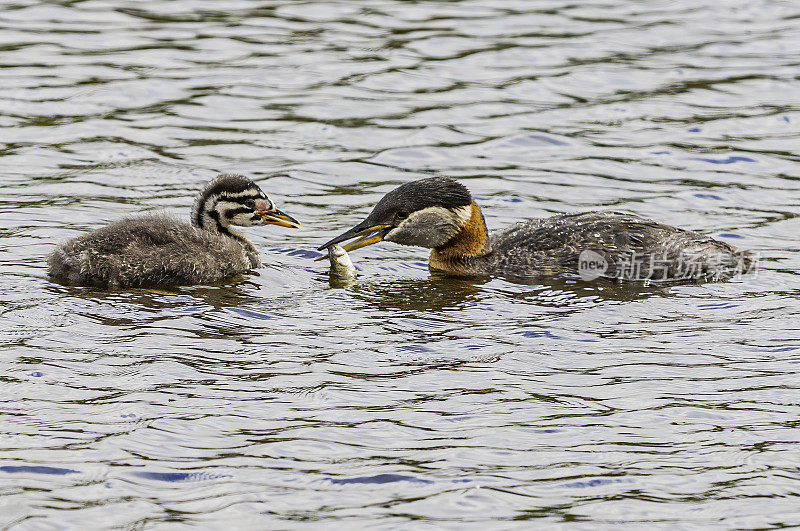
[328,244,357,280]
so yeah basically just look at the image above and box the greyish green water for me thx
[1,0,799,528]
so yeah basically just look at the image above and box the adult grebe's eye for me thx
[396,211,408,220]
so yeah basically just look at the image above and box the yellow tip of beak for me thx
[259,210,301,229]
[340,233,385,253]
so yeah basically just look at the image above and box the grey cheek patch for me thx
[386,209,461,248]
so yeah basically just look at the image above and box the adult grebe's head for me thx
[318,177,474,252]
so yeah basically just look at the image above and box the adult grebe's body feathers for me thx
[461,211,750,282]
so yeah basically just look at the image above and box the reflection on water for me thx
[2,0,800,527]
[348,275,487,312]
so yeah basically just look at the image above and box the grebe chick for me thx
[48,174,300,288]
[318,177,753,283]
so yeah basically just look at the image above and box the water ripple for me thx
[1,0,799,528]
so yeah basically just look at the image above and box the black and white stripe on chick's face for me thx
[215,189,274,227]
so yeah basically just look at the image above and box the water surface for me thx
[1,0,800,528]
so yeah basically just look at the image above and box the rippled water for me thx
[2,0,800,527]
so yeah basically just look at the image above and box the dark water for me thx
[2,0,799,527]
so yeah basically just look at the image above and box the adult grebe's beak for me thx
[259,208,301,229]
[316,221,393,258]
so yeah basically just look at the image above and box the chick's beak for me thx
[258,208,301,229]
[316,222,393,257]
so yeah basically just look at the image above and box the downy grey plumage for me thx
[48,174,299,287]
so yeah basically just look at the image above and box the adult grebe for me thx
[318,177,753,283]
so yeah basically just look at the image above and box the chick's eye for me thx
[396,211,408,220]
[244,200,255,209]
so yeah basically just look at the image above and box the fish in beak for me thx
[259,208,301,229]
